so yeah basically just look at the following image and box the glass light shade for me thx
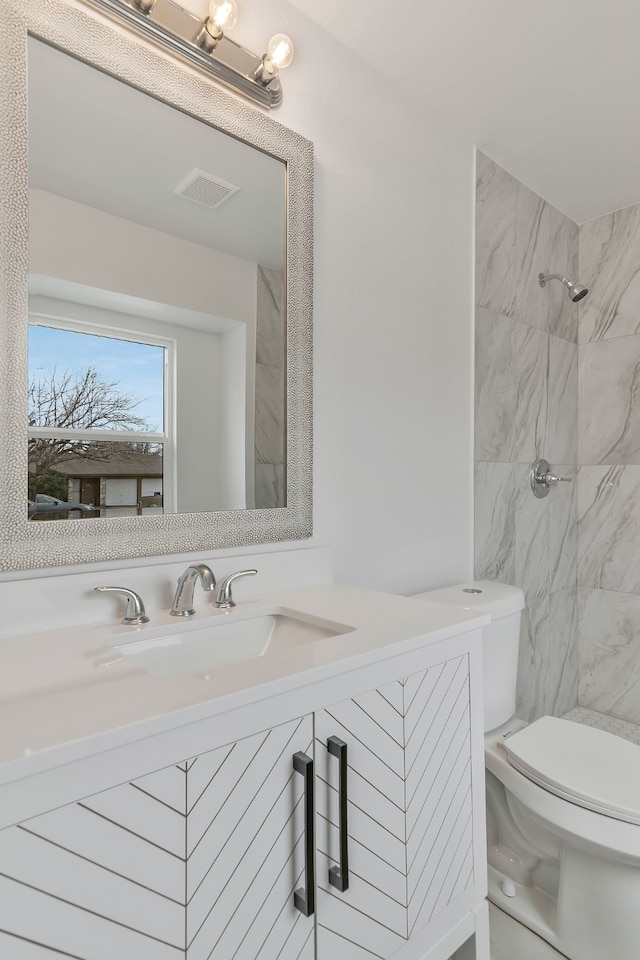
[208,0,238,32]
[266,34,294,70]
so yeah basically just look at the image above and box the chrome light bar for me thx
[85,0,285,108]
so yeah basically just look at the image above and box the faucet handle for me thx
[95,586,149,625]
[215,569,257,610]
[545,471,572,484]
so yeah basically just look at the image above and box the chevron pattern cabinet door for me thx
[0,763,187,959]
[185,715,314,960]
[315,655,474,959]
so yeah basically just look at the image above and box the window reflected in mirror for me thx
[28,322,167,520]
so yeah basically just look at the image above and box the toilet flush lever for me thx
[529,458,573,499]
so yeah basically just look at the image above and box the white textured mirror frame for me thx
[0,0,313,570]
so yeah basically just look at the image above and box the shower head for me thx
[538,272,589,302]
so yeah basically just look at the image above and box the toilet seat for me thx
[501,716,640,825]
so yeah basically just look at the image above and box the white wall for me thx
[1,2,476,613]
[29,188,256,324]
[248,1,476,595]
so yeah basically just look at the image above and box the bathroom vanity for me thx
[0,585,489,960]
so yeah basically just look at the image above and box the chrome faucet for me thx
[215,569,257,610]
[171,564,217,617]
[94,586,149,625]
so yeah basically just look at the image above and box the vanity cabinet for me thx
[0,644,486,960]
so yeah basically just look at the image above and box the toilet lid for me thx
[502,716,640,825]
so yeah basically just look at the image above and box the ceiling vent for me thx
[173,168,241,210]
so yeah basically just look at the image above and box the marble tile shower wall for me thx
[255,265,286,508]
[577,201,640,724]
[474,152,578,722]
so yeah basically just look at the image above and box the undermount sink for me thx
[107,607,354,678]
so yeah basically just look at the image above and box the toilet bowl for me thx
[414,581,640,960]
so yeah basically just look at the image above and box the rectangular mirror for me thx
[0,0,313,568]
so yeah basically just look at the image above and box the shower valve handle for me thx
[530,459,573,498]
[545,471,572,484]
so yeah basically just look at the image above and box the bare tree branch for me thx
[28,365,151,476]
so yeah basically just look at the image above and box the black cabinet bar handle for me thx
[293,751,315,916]
[327,735,349,892]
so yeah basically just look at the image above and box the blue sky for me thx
[28,324,165,431]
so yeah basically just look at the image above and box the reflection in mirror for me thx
[27,37,287,520]
[28,320,166,518]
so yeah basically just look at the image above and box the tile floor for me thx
[562,705,640,745]
[489,904,566,959]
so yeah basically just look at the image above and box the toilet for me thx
[414,580,640,960]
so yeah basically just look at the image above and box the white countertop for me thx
[0,583,488,779]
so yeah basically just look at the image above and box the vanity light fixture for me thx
[89,0,294,108]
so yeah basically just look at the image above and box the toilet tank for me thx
[413,581,524,732]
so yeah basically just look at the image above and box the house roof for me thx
[52,455,163,478]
